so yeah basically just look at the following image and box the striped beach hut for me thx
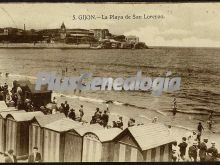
[29,113,65,157]
[43,118,82,162]
[0,108,25,154]
[63,124,106,162]
[82,128,122,162]
[113,123,175,162]
[5,111,44,157]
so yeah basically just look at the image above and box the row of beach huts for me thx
[0,101,175,162]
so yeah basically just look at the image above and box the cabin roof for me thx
[32,113,66,127]
[0,101,7,110]
[85,128,122,142]
[69,124,104,136]
[116,123,175,151]
[44,118,82,132]
[0,109,26,118]
[6,111,44,122]
[0,107,17,113]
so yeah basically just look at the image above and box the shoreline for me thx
[0,43,147,49]
[1,73,219,134]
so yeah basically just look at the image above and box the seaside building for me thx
[0,108,22,154]
[113,123,175,162]
[0,28,9,36]
[29,113,66,158]
[91,29,110,41]
[125,35,139,44]
[42,118,82,162]
[82,128,122,162]
[5,111,44,157]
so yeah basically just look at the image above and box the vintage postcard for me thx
[0,2,219,162]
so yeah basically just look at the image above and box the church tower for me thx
[60,22,66,40]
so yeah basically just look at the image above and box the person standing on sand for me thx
[178,137,188,160]
[188,142,198,162]
[68,109,76,121]
[79,105,84,122]
[28,146,42,162]
[58,103,65,114]
[172,97,177,116]
[5,149,17,163]
[198,138,208,162]
[101,110,109,128]
[207,141,219,161]
[63,101,70,117]
[116,116,123,130]
[172,141,180,162]
[197,122,204,143]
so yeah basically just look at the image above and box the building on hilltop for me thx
[91,29,111,41]
[125,35,139,44]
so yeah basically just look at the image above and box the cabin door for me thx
[64,132,82,162]
[82,134,102,162]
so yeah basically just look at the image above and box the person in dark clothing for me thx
[197,122,204,134]
[63,101,70,117]
[93,108,100,122]
[28,146,42,163]
[101,110,109,128]
[79,105,84,122]
[197,122,204,142]
[207,141,219,161]
[5,149,17,163]
[172,98,177,116]
[93,108,102,123]
[128,118,135,127]
[178,137,188,160]
[208,111,214,120]
[116,116,123,130]
[58,103,64,113]
[188,142,198,162]
[68,109,76,121]
[198,138,208,162]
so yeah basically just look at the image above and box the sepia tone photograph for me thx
[0,2,219,162]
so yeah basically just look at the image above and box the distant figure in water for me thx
[173,97,177,116]
[207,111,214,130]
[152,117,158,123]
[5,73,9,78]
[208,111,214,120]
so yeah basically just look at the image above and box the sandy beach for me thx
[0,47,219,162]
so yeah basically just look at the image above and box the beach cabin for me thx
[63,123,108,162]
[29,113,65,157]
[81,128,122,162]
[113,123,175,162]
[43,118,82,162]
[0,108,25,154]
[5,111,44,157]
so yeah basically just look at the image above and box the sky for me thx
[0,3,220,47]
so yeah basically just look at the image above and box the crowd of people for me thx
[172,122,219,162]
[0,81,219,162]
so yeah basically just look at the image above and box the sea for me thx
[0,47,219,132]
